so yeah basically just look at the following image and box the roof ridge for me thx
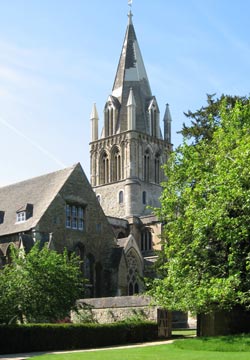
[0,163,79,190]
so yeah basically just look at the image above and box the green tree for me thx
[149,99,250,314]
[180,94,248,143]
[0,243,84,323]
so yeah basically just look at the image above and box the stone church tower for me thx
[89,10,172,220]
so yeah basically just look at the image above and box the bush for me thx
[0,321,158,354]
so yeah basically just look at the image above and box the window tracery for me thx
[127,251,140,295]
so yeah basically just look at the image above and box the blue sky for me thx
[0,0,249,186]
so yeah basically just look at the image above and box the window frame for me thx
[65,204,85,231]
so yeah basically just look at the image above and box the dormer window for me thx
[17,211,26,222]
[0,211,5,224]
[16,204,33,223]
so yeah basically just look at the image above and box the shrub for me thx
[0,321,158,354]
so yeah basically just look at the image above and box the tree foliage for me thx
[180,94,248,143]
[0,243,84,324]
[149,98,250,314]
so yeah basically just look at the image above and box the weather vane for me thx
[128,0,133,8]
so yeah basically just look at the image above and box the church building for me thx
[89,8,172,288]
[0,7,173,300]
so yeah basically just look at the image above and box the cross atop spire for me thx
[128,9,133,24]
[128,0,133,24]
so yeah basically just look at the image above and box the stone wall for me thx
[72,296,157,324]
[72,296,193,328]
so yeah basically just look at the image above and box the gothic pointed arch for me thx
[148,97,160,137]
[154,151,161,184]
[126,248,142,295]
[143,148,150,182]
[119,234,144,295]
[111,145,122,182]
[99,150,109,184]
[140,227,152,253]
[104,96,120,136]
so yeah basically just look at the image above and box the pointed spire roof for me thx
[90,103,99,120]
[108,10,153,134]
[112,10,151,100]
[127,87,136,107]
[163,104,172,143]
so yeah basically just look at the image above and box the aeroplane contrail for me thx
[0,115,66,168]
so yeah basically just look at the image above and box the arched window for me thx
[140,229,152,252]
[105,102,117,137]
[100,151,109,184]
[119,190,124,204]
[112,147,121,181]
[142,191,147,205]
[127,250,140,295]
[148,101,159,137]
[151,107,157,137]
[155,153,160,184]
[144,150,150,182]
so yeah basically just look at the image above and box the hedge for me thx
[0,321,158,354]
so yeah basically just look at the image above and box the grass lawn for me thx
[31,334,250,360]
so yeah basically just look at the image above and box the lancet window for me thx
[100,151,109,184]
[140,229,152,252]
[119,190,124,204]
[155,153,160,184]
[127,250,140,295]
[144,150,150,182]
[104,102,117,136]
[111,147,121,182]
[150,107,157,137]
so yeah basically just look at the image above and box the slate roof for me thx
[112,11,151,97]
[108,11,153,134]
[0,164,79,237]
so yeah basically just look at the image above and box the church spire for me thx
[112,11,151,99]
[111,9,152,133]
[89,4,171,219]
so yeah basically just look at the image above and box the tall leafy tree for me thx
[149,98,250,314]
[180,94,248,143]
[0,243,84,323]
